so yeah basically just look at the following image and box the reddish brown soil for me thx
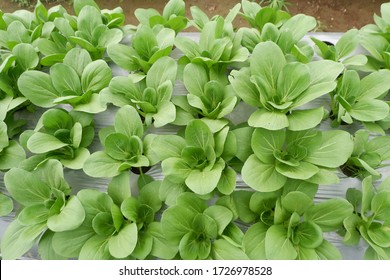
[0,0,388,32]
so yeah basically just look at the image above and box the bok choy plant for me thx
[107,25,175,74]
[342,130,390,179]
[175,15,249,70]
[230,41,343,130]
[18,48,111,113]
[242,128,353,192]
[83,105,151,178]
[150,119,237,195]
[135,0,188,34]
[104,56,177,127]
[49,180,171,260]
[19,108,94,170]
[238,1,316,62]
[343,176,390,259]
[172,62,238,131]
[160,192,248,260]
[243,180,353,259]
[328,69,390,129]
[1,159,86,260]
[311,29,368,67]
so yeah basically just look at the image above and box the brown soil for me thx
[0,0,388,32]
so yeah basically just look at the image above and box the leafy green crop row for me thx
[1,0,390,260]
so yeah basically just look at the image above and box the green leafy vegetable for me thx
[20,108,94,169]
[230,41,343,130]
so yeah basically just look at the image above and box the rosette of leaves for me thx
[172,62,238,131]
[34,0,125,65]
[342,130,390,179]
[190,2,241,31]
[48,179,175,260]
[18,48,111,113]
[229,41,344,131]
[238,1,316,63]
[73,0,125,29]
[329,69,390,130]
[134,0,188,34]
[311,29,368,67]
[104,56,177,127]
[107,25,175,74]
[19,108,94,170]
[242,128,353,192]
[0,1,65,50]
[150,119,237,196]
[239,0,290,29]
[243,180,353,259]
[343,176,390,260]
[83,105,151,178]
[1,160,86,260]
[160,193,248,260]
[174,16,249,70]
[360,3,390,70]
[67,2,124,60]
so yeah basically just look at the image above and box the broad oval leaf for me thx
[0,220,46,260]
[185,119,214,149]
[114,105,143,138]
[50,63,82,95]
[295,221,323,249]
[18,71,58,108]
[5,168,51,206]
[243,222,268,259]
[0,193,13,216]
[250,41,286,89]
[81,60,112,92]
[12,43,39,70]
[305,130,353,168]
[304,198,353,232]
[265,225,297,260]
[79,235,111,260]
[146,56,177,89]
[282,191,313,215]
[47,196,86,232]
[83,151,122,178]
[248,109,289,130]
[27,132,68,154]
[212,239,249,260]
[242,154,287,192]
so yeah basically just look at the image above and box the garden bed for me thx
[1,0,390,260]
